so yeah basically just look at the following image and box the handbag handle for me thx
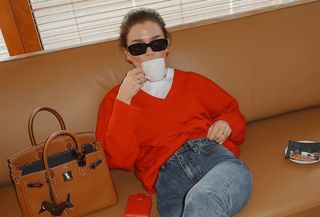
[43,130,82,178]
[28,107,66,146]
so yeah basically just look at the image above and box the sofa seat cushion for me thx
[1,107,320,217]
[237,106,320,217]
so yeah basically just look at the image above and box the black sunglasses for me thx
[127,38,168,56]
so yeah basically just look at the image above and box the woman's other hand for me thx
[116,68,148,104]
[207,120,232,144]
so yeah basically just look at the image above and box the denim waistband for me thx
[178,137,212,154]
[165,138,212,164]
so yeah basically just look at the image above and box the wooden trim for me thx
[10,0,42,52]
[0,0,42,56]
[0,0,25,55]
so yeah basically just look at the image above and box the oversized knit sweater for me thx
[96,69,246,193]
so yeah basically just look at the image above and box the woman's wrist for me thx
[116,93,132,105]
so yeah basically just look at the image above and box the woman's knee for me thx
[219,160,252,215]
[184,184,229,217]
[184,160,252,216]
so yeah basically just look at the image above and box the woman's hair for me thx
[119,8,170,48]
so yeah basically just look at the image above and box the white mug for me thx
[141,58,166,82]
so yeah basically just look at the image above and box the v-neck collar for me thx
[137,68,178,102]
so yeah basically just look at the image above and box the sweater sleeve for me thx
[192,72,246,147]
[96,86,141,170]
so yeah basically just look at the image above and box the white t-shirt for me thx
[141,68,174,99]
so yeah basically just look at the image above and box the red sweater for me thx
[96,69,246,193]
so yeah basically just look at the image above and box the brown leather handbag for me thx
[8,107,118,217]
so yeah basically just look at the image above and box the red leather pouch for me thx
[124,193,152,217]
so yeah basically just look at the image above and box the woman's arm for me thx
[191,72,246,146]
[96,86,141,170]
[211,97,246,145]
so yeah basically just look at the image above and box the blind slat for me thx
[0,29,9,60]
[29,0,295,51]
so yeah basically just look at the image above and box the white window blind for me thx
[0,29,9,60]
[29,0,295,50]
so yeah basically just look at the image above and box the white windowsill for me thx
[0,0,318,63]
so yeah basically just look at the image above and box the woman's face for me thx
[124,21,169,67]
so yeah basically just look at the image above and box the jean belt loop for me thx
[187,140,199,153]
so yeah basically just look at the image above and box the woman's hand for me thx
[116,68,148,104]
[207,120,232,144]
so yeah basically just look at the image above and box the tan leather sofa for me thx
[1,1,320,217]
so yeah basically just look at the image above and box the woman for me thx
[96,8,252,217]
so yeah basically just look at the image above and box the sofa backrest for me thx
[1,1,320,184]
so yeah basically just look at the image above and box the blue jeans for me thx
[156,138,252,217]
